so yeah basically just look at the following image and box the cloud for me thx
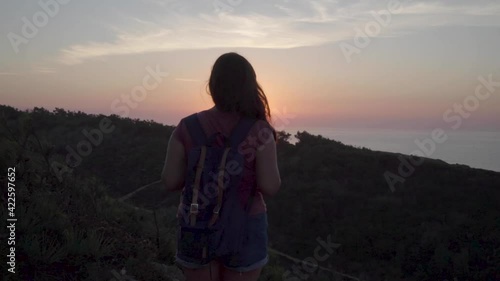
[57,12,339,65]
[55,0,500,65]
[400,1,500,16]
[32,66,57,74]
[175,78,203,82]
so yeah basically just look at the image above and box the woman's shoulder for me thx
[177,109,214,126]
[247,119,275,148]
[250,118,274,134]
[252,118,272,128]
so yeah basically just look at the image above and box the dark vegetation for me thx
[1,104,499,281]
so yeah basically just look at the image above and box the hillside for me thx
[1,104,499,281]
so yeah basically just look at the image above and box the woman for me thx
[161,52,281,281]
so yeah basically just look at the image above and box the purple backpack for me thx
[176,113,257,263]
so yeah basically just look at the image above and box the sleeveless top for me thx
[172,107,274,215]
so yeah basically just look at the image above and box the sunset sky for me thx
[1,0,499,131]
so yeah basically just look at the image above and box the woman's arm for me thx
[161,132,186,191]
[256,136,281,196]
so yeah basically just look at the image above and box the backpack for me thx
[176,113,257,264]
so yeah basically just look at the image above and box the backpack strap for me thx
[208,146,231,227]
[184,114,208,226]
[190,145,207,226]
[184,113,207,146]
[228,117,257,148]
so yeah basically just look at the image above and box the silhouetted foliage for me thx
[1,104,499,281]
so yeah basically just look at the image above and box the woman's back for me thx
[172,106,274,215]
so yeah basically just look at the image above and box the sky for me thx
[1,0,499,131]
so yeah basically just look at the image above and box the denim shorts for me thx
[175,212,269,272]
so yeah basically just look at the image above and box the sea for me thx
[284,128,500,173]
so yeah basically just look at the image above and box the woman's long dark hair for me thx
[208,52,272,123]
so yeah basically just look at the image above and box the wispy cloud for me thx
[142,0,190,12]
[175,77,203,82]
[54,0,500,65]
[57,13,338,65]
[32,66,57,74]
[0,72,20,76]
[401,2,500,16]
